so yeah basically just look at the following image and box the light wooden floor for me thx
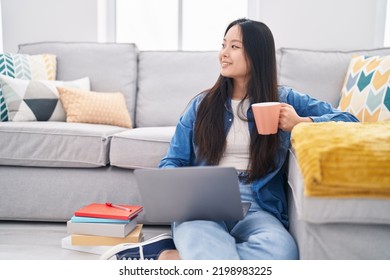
[0,221,170,260]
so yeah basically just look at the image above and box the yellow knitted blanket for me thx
[291,122,390,198]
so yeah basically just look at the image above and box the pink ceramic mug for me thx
[251,102,281,135]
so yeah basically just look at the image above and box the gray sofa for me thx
[0,42,389,259]
[0,42,220,224]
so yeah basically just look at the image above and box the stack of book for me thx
[61,202,143,255]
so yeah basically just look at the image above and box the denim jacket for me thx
[159,86,359,228]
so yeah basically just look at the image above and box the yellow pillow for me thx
[57,87,132,128]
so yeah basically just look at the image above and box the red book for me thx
[74,203,143,220]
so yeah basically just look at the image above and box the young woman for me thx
[101,18,358,260]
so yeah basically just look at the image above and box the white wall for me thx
[258,0,388,49]
[1,0,98,52]
[0,0,388,52]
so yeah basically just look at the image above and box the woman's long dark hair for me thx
[194,18,279,182]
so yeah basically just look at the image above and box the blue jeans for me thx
[172,178,298,260]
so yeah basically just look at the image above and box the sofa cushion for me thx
[136,51,219,127]
[18,42,138,123]
[110,127,175,169]
[57,87,132,128]
[0,122,127,168]
[278,47,390,107]
[0,75,90,121]
[0,52,57,122]
[287,149,390,225]
[338,55,390,122]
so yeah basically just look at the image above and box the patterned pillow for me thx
[0,52,56,121]
[0,75,90,121]
[338,55,390,122]
[57,87,132,128]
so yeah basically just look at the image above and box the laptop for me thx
[134,166,251,224]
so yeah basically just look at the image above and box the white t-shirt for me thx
[219,99,250,171]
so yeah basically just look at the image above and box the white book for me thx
[61,235,111,255]
[66,217,137,238]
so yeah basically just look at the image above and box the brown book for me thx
[71,224,143,246]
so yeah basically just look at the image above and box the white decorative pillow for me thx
[0,75,90,121]
[338,55,390,122]
[0,52,57,122]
